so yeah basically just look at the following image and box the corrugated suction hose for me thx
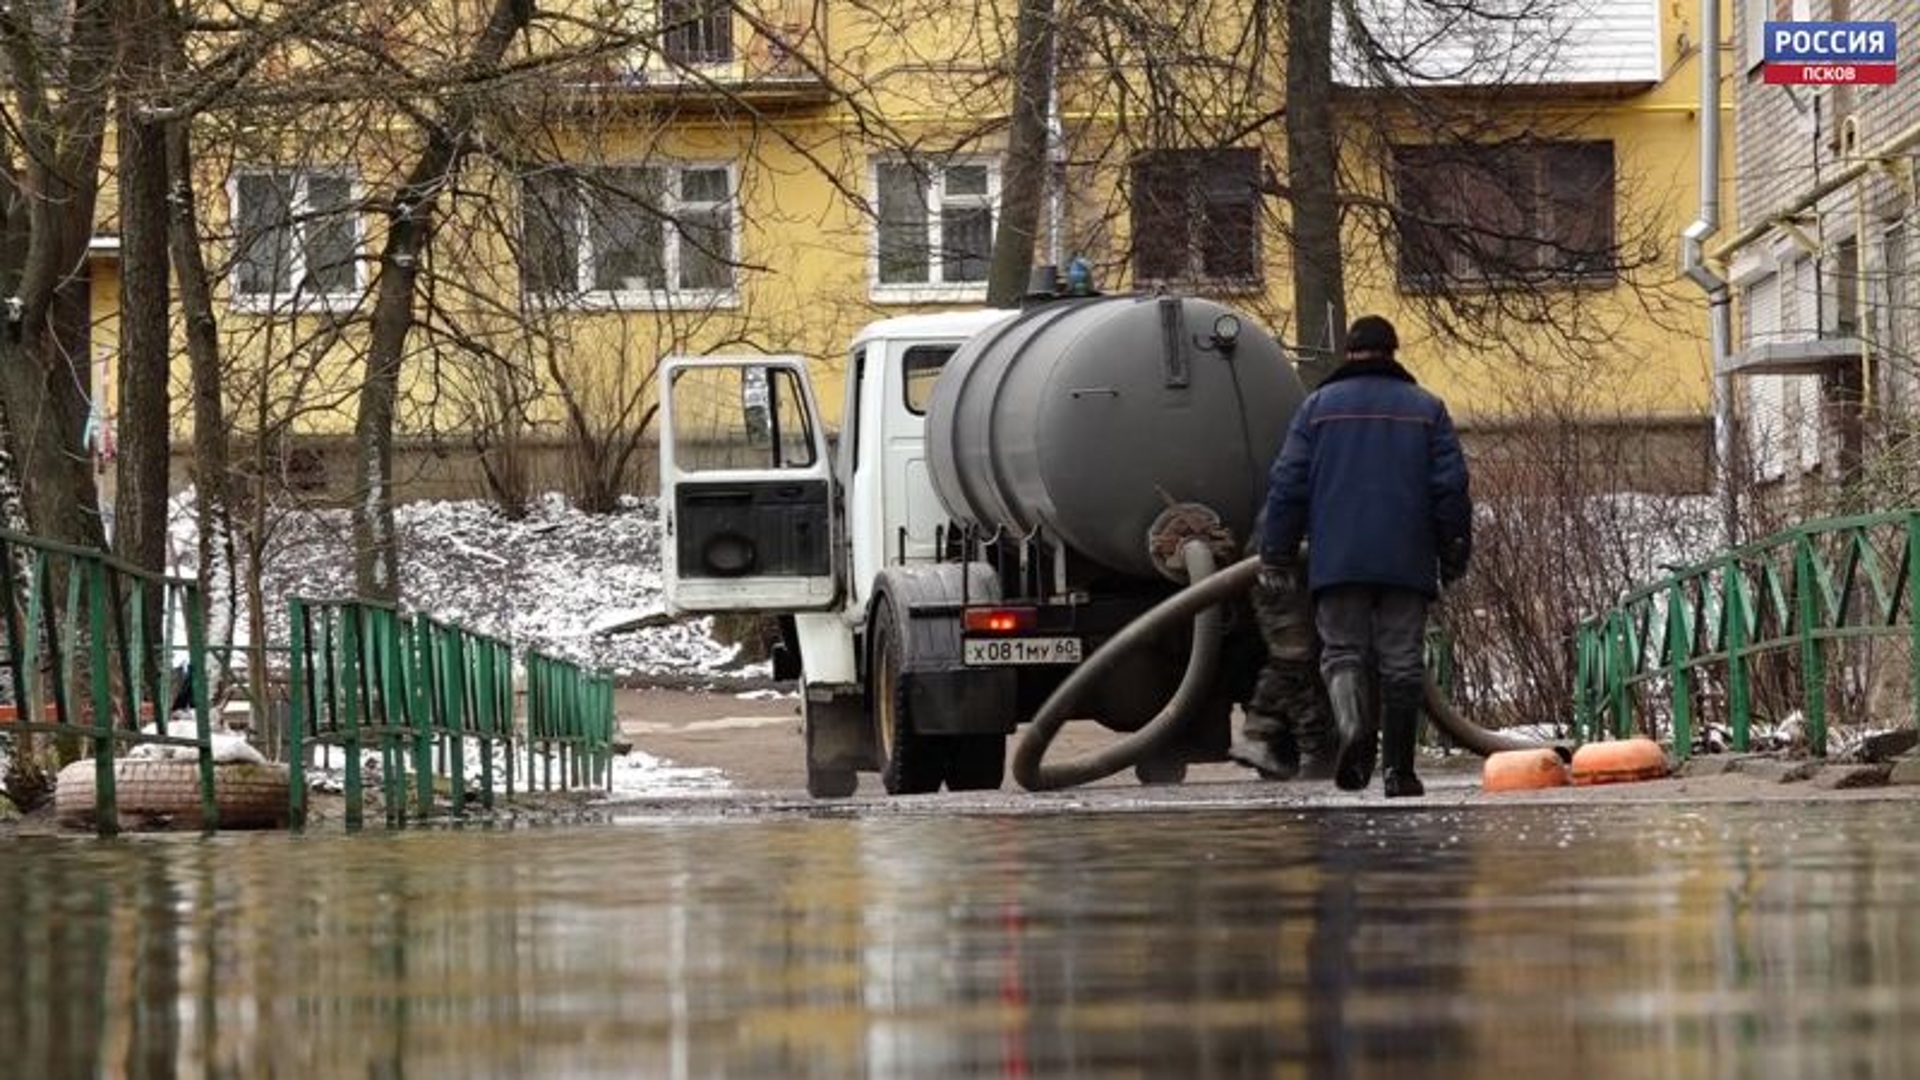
[1012,540,1226,791]
[1011,554,1538,791]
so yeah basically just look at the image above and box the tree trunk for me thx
[1286,0,1346,388]
[114,0,173,577]
[985,0,1056,307]
[0,0,114,547]
[168,122,240,683]
[349,0,533,600]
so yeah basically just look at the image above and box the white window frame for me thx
[227,167,364,313]
[868,157,998,304]
[521,161,740,311]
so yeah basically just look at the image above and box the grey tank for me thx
[925,294,1306,581]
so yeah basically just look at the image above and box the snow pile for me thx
[169,492,765,682]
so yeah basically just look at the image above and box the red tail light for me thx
[963,606,1038,634]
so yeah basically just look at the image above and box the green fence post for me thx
[289,599,310,829]
[1796,533,1828,756]
[1667,578,1693,760]
[1724,559,1752,753]
[1910,514,1920,742]
[1607,610,1631,739]
[86,560,119,836]
[187,581,218,832]
[404,613,430,819]
[340,606,365,830]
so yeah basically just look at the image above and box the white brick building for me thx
[1723,0,1920,488]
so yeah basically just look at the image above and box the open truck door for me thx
[659,356,839,612]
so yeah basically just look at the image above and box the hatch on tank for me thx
[658,356,839,613]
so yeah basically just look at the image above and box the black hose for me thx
[1011,554,1542,791]
[1012,540,1227,791]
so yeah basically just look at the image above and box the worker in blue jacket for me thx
[1259,315,1472,797]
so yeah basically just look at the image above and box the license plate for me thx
[963,636,1083,666]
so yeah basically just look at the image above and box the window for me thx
[872,160,995,299]
[231,169,360,307]
[661,0,731,64]
[671,364,816,472]
[1129,148,1261,286]
[521,164,736,305]
[1393,140,1617,290]
[902,345,957,415]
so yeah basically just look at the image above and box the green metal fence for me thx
[288,598,613,828]
[0,529,215,834]
[1574,510,1920,759]
[525,650,614,793]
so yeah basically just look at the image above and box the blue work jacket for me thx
[1260,358,1472,597]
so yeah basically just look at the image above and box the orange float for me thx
[1570,737,1671,785]
[1482,748,1571,793]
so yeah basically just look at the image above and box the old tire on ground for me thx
[54,758,293,831]
[943,735,1006,791]
[872,600,941,795]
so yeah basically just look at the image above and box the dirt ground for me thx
[612,687,1920,810]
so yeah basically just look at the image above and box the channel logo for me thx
[1763,21,1898,84]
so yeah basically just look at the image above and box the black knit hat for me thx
[1346,315,1399,355]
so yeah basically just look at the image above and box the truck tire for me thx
[872,600,941,795]
[943,735,1005,791]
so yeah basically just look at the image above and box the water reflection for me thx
[4,805,1920,1076]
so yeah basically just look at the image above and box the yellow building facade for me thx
[84,0,1724,494]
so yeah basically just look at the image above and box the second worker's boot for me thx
[1294,699,1338,782]
[1229,712,1299,780]
[1380,698,1425,798]
[1326,668,1376,792]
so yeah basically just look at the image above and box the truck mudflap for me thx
[906,666,1017,735]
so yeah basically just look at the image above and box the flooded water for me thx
[4,802,1919,1078]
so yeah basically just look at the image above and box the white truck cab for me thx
[658,310,1015,797]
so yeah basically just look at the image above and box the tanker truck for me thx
[656,292,1305,797]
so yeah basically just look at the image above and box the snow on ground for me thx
[167,491,766,682]
[152,491,770,799]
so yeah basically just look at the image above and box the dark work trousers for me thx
[1246,573,1328,747]
[1314,584,1429,710]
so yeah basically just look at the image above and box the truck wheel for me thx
[943,735,1006,791]
[873,601,941,795]
[806,764,858,799]
[1134,758,1188,785]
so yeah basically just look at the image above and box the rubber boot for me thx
[1294,702,1337,782]
[1326,668,1376,792]
[1381,699,1425,798]
[1229,712,1299,781]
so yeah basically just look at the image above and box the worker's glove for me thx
[1439,538,1470,586]
[1257,560,1300,595]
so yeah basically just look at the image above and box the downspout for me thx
[1680,0,1736,544]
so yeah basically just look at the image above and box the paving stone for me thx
[1887,757,1920,786]
[1677,756,1740,777]
[1731,758,1823,783]
[1809,764,1893,790]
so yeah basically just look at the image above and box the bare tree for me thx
[1,0,114,548]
